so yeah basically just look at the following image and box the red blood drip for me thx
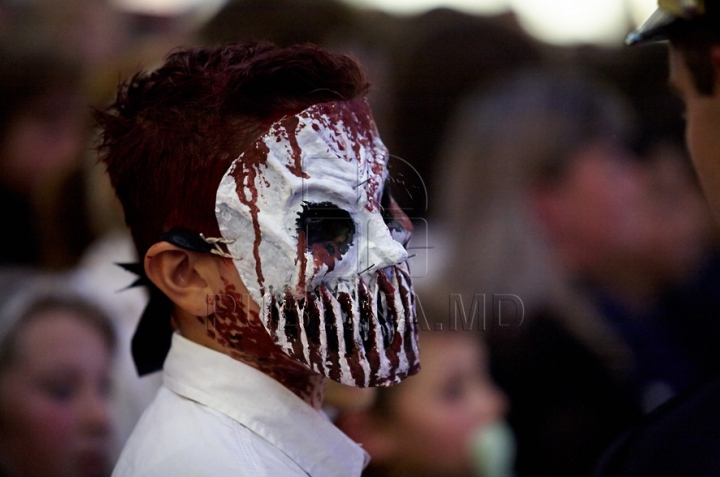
[277,115,309,179]
[308,99,384,212]
[232,140,269,293]
[307,99,378,162]
[206,281,324,404]
[207,281,249,351]
[311,241,342,273]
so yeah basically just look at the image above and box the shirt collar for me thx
[163,333,369,477]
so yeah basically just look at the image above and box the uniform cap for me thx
[626,0,708,45]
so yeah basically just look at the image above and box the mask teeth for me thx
[359,276,381,386]
[262,265,418,387]
[388,266,409,377]
[310,294,329,376]
[397,268,420,374]
[299,293,326,375]
[350,278,372,387]
[296,296,312,368]
[366,273,391,385]
[274,291,294,357]
[316,286,341,382]
[323,284,356,386]
[323,279,373,387]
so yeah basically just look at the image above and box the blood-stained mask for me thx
[215,98,420,387]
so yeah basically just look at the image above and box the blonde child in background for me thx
[336,298,514,477]
[0,271,116,477]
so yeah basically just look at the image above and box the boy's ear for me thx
[144,242,214,317]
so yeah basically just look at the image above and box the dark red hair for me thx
[95,42,369,256]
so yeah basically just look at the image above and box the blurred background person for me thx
[385,8,542,217]
[430,70,720,477]
[0,0,203,454]
[336,297,513,477]
[0,270,116,477]
[0,47,91,269]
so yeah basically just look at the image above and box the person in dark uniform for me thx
[594,2,720,475]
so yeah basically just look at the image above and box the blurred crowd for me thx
[1,0,719,476]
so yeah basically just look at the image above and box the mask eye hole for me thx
[296,202,356,257]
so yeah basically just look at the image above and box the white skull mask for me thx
[215,99,420,387]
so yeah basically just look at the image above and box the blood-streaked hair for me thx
[94,42,369,256]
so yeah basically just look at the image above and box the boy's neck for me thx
[177,313,326,410]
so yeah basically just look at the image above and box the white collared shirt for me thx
[112,333,369,477]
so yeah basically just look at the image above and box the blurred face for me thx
[639,145,710,280]
[539,142,651,273]
[0,91,86,195]
[0,311,113,477]
[382,333,507,477]
[669,45,720,222]
[537,141,709,285]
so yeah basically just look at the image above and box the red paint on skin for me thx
[209,280,322,407]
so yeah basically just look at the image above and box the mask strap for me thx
[199,233,240,260]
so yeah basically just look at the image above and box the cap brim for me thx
[626,8,679,45]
